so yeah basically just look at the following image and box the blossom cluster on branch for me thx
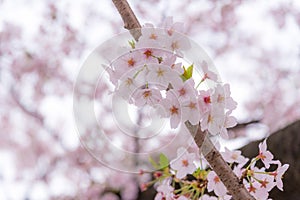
[106,17,237,137]
[140,139,288,200]
[105,17,289,200]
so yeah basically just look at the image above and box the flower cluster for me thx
[105,18,288,200]
[106,17,237,136]
[140,140,288,200]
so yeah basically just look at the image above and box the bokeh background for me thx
[0,0,299,199]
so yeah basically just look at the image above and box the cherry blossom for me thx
[198,89,213,114]
[200,106,225,135]
[246,181,269,200]
[172,79,197,102]
[221,147,248,164]
[155,183,175,200]
[257,139,274,168]
[115,73,141,100]
[170,147,196,179]
[160,16,185,36]
[138,23,165,48]
[271,161,289,191]
[146,63,182,88]
[200,61,218,82]
[131,87,162,106]
[164,32,191,57]
[220,111,237,139]
[181,97,201,125]
[207,171,228,197]
[211,84,237,111]
[160,92,182,129]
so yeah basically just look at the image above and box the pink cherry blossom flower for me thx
[158,51,177,66]
[221,147,248,164]
[160,92,182,129]
[200,61,218,82]
[257,139,274,168]
[170,147,196,179]
[172,79,197,102]
[233,165,244,178]
[212,84,237,111]
[161,16,184,36]
[170,62,184,74]
[258,175,276,192]
[146,63,182,88]
[138,48,159,63]
[155,183,174,200]
[220,111,237,139]
[182,98,201,125]
[112,51,143,78]
[199,194,218,200]
[207,171,227,197]
[270,161,289,191]
[116,75,140,100]
[251,166,276,192]
[131,88,162,107]
[198,89,213,114]
[200,106,225,135]
[137,24,165,48]
[246,181,269,200]
[164,32,191,57]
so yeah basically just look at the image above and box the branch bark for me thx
[112,1,254,199]
[112,0,141,41]
[185,122,254,200]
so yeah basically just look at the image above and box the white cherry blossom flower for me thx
[257,139,274,168]
[170,147,196,179]
[221,147,248,164]
[207,171,227,197]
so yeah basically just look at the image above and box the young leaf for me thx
[128,40,135,49]
[159,153,169,169]
[180,64,193,81]
[149,156,159,169]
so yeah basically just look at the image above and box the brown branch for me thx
[185,121,254,200]
[112,1,254,199]
[112,0,141,41]
[229,119,261,131]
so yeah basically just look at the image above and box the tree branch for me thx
[112,1,254,199]
[185,122,254,200]
[229,119,261,131]
[112,0,141,41]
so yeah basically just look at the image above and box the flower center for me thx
[178,88,186,96]
[170,105,179,115]
[156,68,165,77]
[213,176,220,183]
[143,90,151,99]
[182,159,189,167]
[204,96,211,104]
[127,58,135,67]
[149,33,157,40]
[144,49,153,58]
[188,102,196,109]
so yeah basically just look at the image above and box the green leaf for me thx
[180,64,193,81]
[128,40,135,49]
[159,153,169,169]
[149,156,159,169]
